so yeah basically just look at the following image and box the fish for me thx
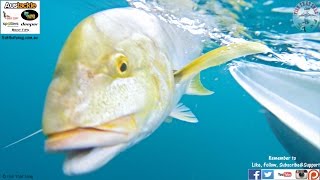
[229,61,320,160]
[41,7,269,175]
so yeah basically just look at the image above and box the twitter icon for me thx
[262,170,274,179]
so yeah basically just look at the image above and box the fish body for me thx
[43,8,201,175]
[42,7,269,175]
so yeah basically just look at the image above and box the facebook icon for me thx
[248,169,261,180]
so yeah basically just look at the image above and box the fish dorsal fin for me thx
[186,73,214,96]
[169,103,198,123]
[174,41,270,84]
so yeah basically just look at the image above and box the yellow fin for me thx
[174,41,270,84]
[186,73,214,96]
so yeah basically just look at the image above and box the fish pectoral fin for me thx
[169,103,198,123]
[186,73,213,96]
[174,41,270,84]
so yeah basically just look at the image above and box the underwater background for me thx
[0,0,319,179]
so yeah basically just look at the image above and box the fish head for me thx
[42,10,172,175]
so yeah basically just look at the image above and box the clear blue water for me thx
[0,0,318,179]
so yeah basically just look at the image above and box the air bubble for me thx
[255,31,261,36]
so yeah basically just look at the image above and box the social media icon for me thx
[296,170,308,179]
[307,169,320,180]
[262,170,274,179]
[249,169,261,180]
[274,169,295,179]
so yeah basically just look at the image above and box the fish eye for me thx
[117,58,128,76]
[119,62,127,72]
[108,53,130,77]
[111,53,129,76]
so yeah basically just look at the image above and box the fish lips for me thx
[63,143,127,175]
[44,115,138,175]
[45,115,137,152]
[45,123,133,175]
[45,128,130,152]
[45,128,131,175]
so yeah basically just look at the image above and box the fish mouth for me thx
[45,115,136,152]
[63,143,126,175]
[47,127,129,175]
[45,116,137,175]
[46,126,130,175]
[45,128,129,152]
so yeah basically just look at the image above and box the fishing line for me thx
[3,129,43,149]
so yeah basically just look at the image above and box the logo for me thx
[274,170,296,179]
[21,22,38,27]
[4,2,37,9]
[293,1,319,32]
[21,10,38,21]
[3,22,19,27]
[296,170,308,179]
[249,170,261,180]
[283,172,292,177]
[262,170,274,179]
[278,171,292,177]
[1,1,40,34]
[11,28,29,32]
[308,169,320,180]
[2,11,18,20]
